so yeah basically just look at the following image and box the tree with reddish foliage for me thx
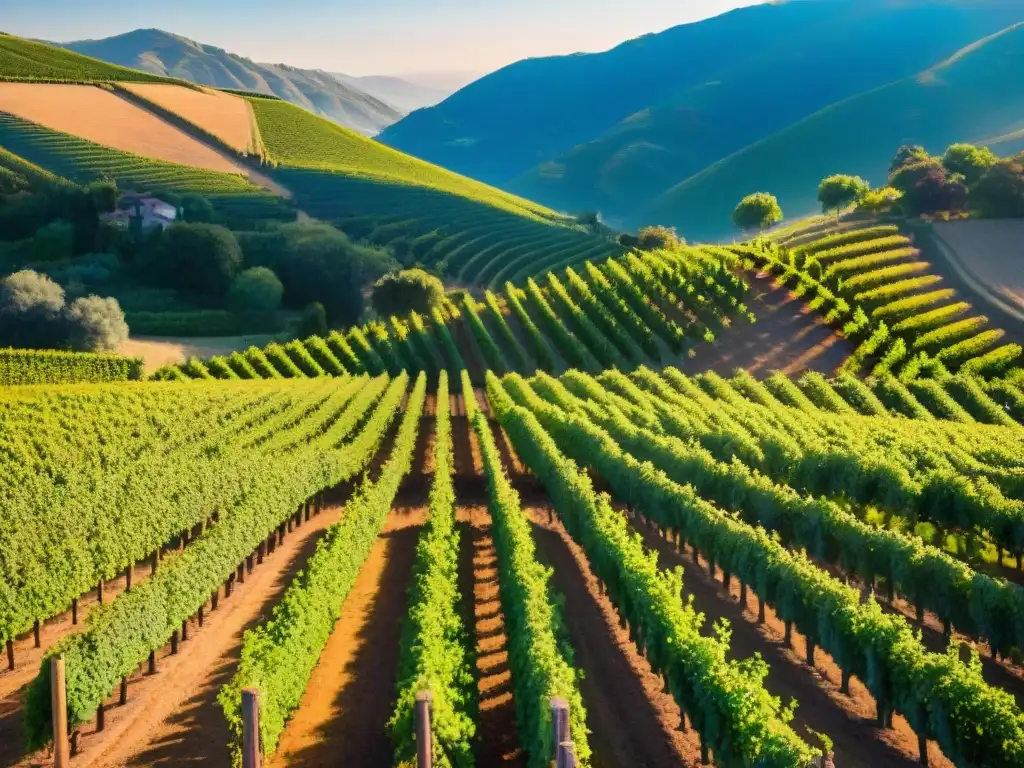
[909,168,967,216]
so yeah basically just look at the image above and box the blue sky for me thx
[4,0,762,76]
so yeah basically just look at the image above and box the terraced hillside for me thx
[245,97,621,280]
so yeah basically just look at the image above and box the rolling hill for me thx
[379,0,1024,218]
[0,33,618,287]
[58,28,404,135]
[640,21,1024,242]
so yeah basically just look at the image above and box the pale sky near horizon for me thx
[4,0,764,77]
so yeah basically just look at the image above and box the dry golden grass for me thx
[118,83,255,154]
[0,83,247,175]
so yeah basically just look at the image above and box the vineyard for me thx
[0,113,292,222]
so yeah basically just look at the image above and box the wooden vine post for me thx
[242,688,262,768]
[550,696,570,763]
[51,655,70,767]
[415,690,433,768]
[556,741,577,768]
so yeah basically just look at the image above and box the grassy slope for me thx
[249,97,566,223]
[509,1,1023,221]
[640,22,1024,242]
[0,31,189,85]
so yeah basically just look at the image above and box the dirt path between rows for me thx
[525,506,701,768]
[626,510,950,768]
[267,505,426,768]
[13,500,348,768]
[456,504,524,767]
[676,272,852,377]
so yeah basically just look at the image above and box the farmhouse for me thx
[102,193,177,230]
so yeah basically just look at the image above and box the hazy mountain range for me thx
[379,0,1024,239]
[58,29,417,134]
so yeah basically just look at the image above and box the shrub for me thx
[181,193,215,223]
[636,225,683,250]
[64,295,129,352]
[371,268,445,318]
[33,220,75,262]
[942,144,997,186]
[229,267,284,312]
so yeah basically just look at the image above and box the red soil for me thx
[457,504,524,766]
[268,506,426,768]
[677,272,853,377]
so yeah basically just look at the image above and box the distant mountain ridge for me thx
[59,28,404,135]
[379,0,1024,231]
[329,73,451,113]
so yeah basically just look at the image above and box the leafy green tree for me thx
[733,193,783,233]
[889,145,930,175]
[971,157,1024,218]
[942,144,997,186]
[181,193,216,223]
[298,301,328,337]
[161,222,243,296]
[229,267,284,312]
[372,268,445,318]
[817,175,869,214]
[636,225,683,250]
[32,220,75,261]
[87,180,118,214]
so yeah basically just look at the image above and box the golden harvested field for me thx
[0,83,248,175]
[933,219,1024,313]
[118,83,255,154]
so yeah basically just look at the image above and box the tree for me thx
[888,158,944,195]
[181,193,216,223]
[160,222,242,295]
[617,233,640,249]
[909,168,967,215]
[971,157,1024,218]
[64,295,129,351]
[857,186,903,215]
[636,225,683,251]
[32,220,75,261]
[298,301,328,338]
[733,193,783,233]
[229,267,284,312]
[889,145,930,175]
[942,144,997,186]
[817,175,870,214]
[372,268,445,318]
[87,180,118,214]
[271,222,395,325]
[0,270,66,348]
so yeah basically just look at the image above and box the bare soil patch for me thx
[677,272,853,377]
[12,501,347,768]
[118,84,254,155]
[117,334,278,371]
[526,506,701,768]
[267,505,425,768]
[0,84,248,175]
